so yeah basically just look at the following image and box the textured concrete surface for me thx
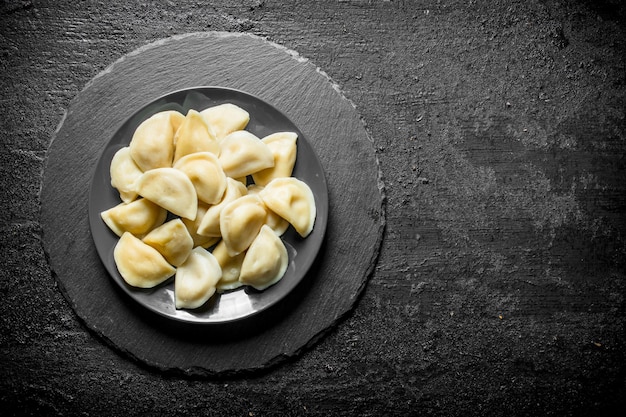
[1,0,625,415]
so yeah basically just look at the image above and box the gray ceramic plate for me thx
[88,86,328,324]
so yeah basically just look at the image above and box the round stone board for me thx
[40,32,385,376]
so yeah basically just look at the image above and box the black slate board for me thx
[40,32,385,375]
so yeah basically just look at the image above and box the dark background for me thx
[1,0,625,415]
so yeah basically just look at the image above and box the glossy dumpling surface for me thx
[182,202,221,249]
[247,184,289,236]
[100,198,167,237]
[129,112,176,171]
[110,146,143,203]
[212,240,245,291]
[114,232,176,288]
[260,177,316,237]
[173,152,226,205]
[220,194,267,256]
[200,103,250,140]
[251,132,298,186]
[197,177,247,237]
[135,167,198,220]
[239,225,289,290]
[173,109,219,163]
[164,110,185,133]
[142,219,193,267]
[175,247,222,309]
[218,130,274,178]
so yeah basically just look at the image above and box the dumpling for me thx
[142,219,193,267]
[218,130,274,178]
[173,109,219,163]
[173,152,226,205]
[181,202,221,248]
[135,167,198,220]
[100,198,167,237]
[239,225,288,290]
[251,132,298,186]
[200,103,250,140]
[196,177,247,237]
[110,146,143,203]
[129,111,176,171]
[175,247,222,309]
[247,184,289,236]
[212,240,245,291]
[114,232,176,288]
[259,177,316,238]
[164,110,185,133]
[219,194,267,256]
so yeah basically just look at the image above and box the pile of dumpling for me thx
[100,103,316,310]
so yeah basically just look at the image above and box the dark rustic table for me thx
[1,1,624,416]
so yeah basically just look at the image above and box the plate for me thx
[88,86,328,324]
